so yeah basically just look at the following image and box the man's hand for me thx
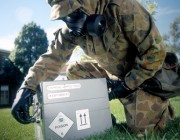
[11,88,35,124]
[106,78,134,100]
[140,78,162,93]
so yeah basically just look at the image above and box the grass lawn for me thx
[0,108,34,140]
[0,97,180,140]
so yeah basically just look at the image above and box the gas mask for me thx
[62,9,106,37]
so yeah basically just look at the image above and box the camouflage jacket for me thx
[21,0,166,91]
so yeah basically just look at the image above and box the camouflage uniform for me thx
[20,0,174,133]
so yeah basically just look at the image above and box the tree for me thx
[9,22,48,76]
[170,17,180,53]
[2,58,23,85]
[162,17,180,56]
[138,0,158,16]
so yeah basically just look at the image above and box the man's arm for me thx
[20,28,76,91]
[11,28,76,124]
[117,0,166,90]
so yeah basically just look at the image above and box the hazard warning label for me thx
[49,112,74,138]
[76,109,91,130]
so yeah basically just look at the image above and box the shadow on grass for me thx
[159,117,180,139]
[86,116,180,140]
[115,116,180,140]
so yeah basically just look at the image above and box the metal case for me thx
[34,78,112,140]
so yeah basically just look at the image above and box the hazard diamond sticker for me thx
[49,112,74,138]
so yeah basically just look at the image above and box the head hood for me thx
[48,0,111,20]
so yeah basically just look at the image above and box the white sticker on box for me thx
[49,112,74,138]
[48,92,70,99]
[76,109,91,130]
[47,83,81,91]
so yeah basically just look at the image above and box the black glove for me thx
[106,78,134,100]
[140,78,162,93]
[11,88,35,124]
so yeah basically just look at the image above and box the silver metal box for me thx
[34,78,112,140]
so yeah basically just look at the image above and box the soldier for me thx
[11,0,174,134]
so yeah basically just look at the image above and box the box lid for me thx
[40,78,108,104]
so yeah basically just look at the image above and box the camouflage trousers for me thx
[66,61,174,133]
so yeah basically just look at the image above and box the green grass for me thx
[0,97,180,140]
[0,108,34,140]
[87,97,180,140]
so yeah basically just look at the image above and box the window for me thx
[0,85,9,105]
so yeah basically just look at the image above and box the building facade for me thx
[0,49,10,106]
[0,48,69,107]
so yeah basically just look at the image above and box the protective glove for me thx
[106,78,134,100]
[11,88,36,124]
[140,78,162,93]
